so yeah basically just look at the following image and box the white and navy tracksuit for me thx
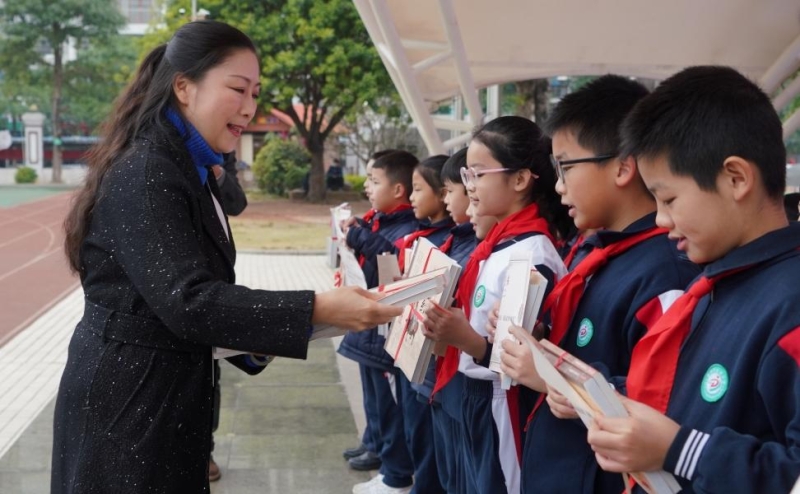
[459,233,567,494]
[522,213,699,494]
[645,223,800,493]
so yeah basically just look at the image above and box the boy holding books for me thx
[499,75,699,493]
[339,150,419,494]
[586,65,800,494]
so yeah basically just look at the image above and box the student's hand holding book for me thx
[485,302,500,343]
[499,325,547,392]
[546,385,579,419]
[586,394,681,474]
[313,286,403,330]
[421,303,487,361]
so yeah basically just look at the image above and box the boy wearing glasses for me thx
[587,66,800,494]
[498,75,699,493]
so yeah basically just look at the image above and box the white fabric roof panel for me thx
[354,0,800,154]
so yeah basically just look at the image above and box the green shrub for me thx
[14,166,37,184]
[345,174,366,193]
[251,137,310,196]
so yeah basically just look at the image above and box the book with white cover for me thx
[215,271,447,360]
[527,337,682,494]
[489,251,548,390]
[385,237,461,383]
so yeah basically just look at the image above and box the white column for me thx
[239,133,254,165]
[486,85,500,122]
[21,112,46,171]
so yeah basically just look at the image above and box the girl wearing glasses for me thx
[423,116,569,494]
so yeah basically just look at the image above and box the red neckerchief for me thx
[525,226,667,429]
[440,234,454,254]
[362,208,377,224]
[562,234,585,269]
[371,204,412,233]
[432,203,554,398]
[357,204,413,266]
[627,271,741,413]
[395,227,444,272]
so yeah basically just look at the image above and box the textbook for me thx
[527,337,682,494]
[385,237,461,383]
[214,271,447,360]
[488,251,548,390]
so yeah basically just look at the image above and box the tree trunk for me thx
[306,134,326,203]
[532,79,549,125]
[514,79,550,124]
[514,80,536,120]
[51,29,63,184]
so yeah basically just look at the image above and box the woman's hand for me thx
[312,286,402,330]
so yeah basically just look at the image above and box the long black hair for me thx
[65,21,256,273]
[471,116,572,240]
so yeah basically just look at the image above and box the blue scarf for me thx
[164,107,223,185]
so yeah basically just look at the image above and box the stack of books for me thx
[527,337,682,494]
[488,251,549,389]
[384,237,461,383]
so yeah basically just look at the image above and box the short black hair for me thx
[372,150,418,199]
[441,148,467,185]
[785,193,800,222]
[621,66,786,199]
[370,149,396,162]
[416,155,448,191]
[545,74,649,157]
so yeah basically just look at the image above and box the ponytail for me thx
[64,45,169,273]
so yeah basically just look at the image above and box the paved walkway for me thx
[0,253,372,493]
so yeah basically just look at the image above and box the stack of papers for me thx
[384,237,461,383]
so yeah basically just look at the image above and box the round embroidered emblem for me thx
[700,363,729,403]
[473,285,486,307]
[576,318,594,347]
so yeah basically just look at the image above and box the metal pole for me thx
[191,0,197,21]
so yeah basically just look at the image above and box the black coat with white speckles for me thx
[51,126,315,493]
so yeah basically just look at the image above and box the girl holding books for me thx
[423,116,569,494]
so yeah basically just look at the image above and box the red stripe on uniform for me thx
[778,327,800,367]
[506,386,523,463]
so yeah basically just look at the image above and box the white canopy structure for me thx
[352,0,800,155]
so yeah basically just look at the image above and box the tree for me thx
[513,79,550,124]
[0,0,124,182]
[221,0,393,202]
[338,96,422,165]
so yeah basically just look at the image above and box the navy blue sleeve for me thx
[662,330,800,493]
[346,225,372,256]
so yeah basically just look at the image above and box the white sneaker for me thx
[362,478,412,494]
[353,474,384,494]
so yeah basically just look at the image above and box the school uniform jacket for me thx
[653,223,800,494]
[51,125,315,494]
[337,208,418,370]
[524,213,700,494]
[445,222,478,270]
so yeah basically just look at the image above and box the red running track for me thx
[0,192,79,348]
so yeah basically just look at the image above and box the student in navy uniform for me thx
[388,154,455,494]
[440,148,477,269]
[496,75,699,494]
[586,66,800,494]
[339,150,419,494]
[428,147,476,493]
[342,149,398,472]
[423,116,570,494]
